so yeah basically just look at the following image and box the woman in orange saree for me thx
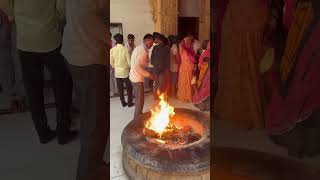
[214,0,269,129]
[177,37,195,102]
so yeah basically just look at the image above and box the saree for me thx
[177,38,195,102]
[266,1,320,135]
[214,0,269,129]
[213,0,228,81]
[283,0,297,30]
[193,42,210,105]
[280,2,313,84]
[212,0,228,101]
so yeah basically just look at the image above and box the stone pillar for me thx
[149,0,178,36]
[199,0,211,43]
[160,0,178,36]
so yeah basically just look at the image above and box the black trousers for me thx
[155,71,166,95]
[116,77,133,106]
[132,82,144,119]
[68,64,108,180]
[19,47,72,139]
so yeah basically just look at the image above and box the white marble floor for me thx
[0,109,80,180]
[0,93,108,180]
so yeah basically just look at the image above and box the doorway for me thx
[110,23,123,41]
[178,17,199,40]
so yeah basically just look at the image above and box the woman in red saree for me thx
[193,41,210,111]
[266,0,320,158]
[177,36,195,102]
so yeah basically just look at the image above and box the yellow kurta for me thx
[110,44,131,78]
[2,0,65,52]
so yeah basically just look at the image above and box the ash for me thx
[145,125,202,145]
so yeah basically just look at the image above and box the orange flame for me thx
[145,93,175,135]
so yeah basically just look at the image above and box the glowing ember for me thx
[144,93,202,145]
[155,139,165,144]
[145,93,175,135]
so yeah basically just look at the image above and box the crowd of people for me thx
[109,32,211,116]
[214,0,320,158]
[0,0,108,179]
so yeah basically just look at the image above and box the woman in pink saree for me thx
[283,0,297,31]
[193,41,210,111]
[177,36,195,102]
[266,0,320,158]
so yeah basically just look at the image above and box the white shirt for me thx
[129,45,150,83]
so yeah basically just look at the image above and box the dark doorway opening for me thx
[178,17,199,40]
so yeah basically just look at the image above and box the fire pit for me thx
[121,95,210,180]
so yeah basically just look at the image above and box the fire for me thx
[145,93,175,135]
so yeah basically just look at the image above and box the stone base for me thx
[123,151,210,180]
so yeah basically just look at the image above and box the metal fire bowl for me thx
[121,108,210,173]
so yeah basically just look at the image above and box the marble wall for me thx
[111,0,210,44]
[110,0,154,45]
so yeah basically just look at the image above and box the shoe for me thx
[128,103,134,107]
[40,129,56,144]
[122,102,128,107]
[58,130,78,145]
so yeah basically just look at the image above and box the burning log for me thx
[143,128,158,138]
[144,124,202,145]
[143,93,202,145]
